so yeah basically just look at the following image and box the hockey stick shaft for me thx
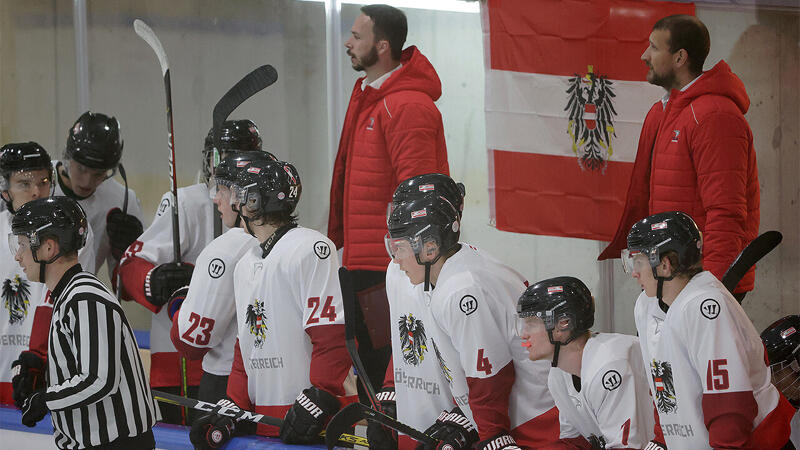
[151,390,369,447]
[134,19,181,264]
[338,267,381,411]
[721,230,782,298]
[325,402,436,449]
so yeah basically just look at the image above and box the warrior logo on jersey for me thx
[399,313,427,366]
[565,65,617,172]
[245,299,268,348]
[432,338,453,384]
[3,275,31,325]
[651,359,678,414]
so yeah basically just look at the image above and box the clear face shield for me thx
[7,232,33,256]
[384,232,441,265]
[515,312,550,342]
[230,182,261,215]
[621,248,657,274]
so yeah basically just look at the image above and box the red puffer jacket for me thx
[601,61,759,293]
[328,46,449,271]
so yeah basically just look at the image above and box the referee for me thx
[11,196,157,449]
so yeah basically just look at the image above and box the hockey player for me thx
[1,142,95,407]
[369,173,473,450]
[517,276,654,449]
[624,211,795,449]
[166,150,275,403]
[117,119,265,424]
[55,111,144,276]
[189,158,355,449]
[386,195,558,449]
[11,196,157,449]
[761,315,800,448]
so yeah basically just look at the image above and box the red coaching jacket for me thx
[328,46,449,271]
[601,61,760,293]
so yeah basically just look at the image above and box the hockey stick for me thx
[325,402,436,449]
[721,230,782,300]
[152,390,369,447]
[134,18,191,422]
[134,19,182,264]
[212,64,278,151]
[338,266,381,410]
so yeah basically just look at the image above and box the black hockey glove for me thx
[144,262,194,308]
[475,432,521,450]
[279,386,340,445]
[416,407,479,450]
[367,387,398,450]
[106,208,143,260]
[588,434,607,449]
[167,286,188,321]
[189,399,237,450]
[21,389,48,427]
[11,351,46,408]
[644,440,667,450]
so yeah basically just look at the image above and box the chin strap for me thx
[551,341,561,368]
[424,263,431,292]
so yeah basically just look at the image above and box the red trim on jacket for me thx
[466,361,515,440]
[307,324,351,396]
[169,314,210,361]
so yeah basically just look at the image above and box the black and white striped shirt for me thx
[45,264,156,449]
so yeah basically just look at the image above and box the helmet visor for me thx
[384,233,421,260]
[7,233,32,256]
[621,248,656,274]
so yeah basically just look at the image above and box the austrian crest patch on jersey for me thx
[651,359,677,414]
[565,65,618,172]
[399,313,427,366]
[246,298,268,348]
[3,275,31,325]
[432,338,453,384]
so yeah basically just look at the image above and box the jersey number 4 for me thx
[182,313,215,346]
[706,359,729,391]
[476,348,493,375]
[307,296,337,325]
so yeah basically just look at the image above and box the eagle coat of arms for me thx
[651,359,678,414]
[565,66,618,172]
[399,313,427,366]
[3,275,31,325]
[245,299,268,348]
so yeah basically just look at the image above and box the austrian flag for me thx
[482,0,694,241]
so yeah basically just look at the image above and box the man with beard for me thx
[329,4,449,404]
[599,15,760,302]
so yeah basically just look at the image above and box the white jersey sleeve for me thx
[297,237,344,330]
[587,358,651,448]
[431,284,513,379]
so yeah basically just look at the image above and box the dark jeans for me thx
[350,269,392,402]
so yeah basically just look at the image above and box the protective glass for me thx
[384,233,421,260]
[64,159,115,183]
[7,233,31,255]
[621,248,657,274]
[515,315,545,340]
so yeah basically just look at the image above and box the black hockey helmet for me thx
[11,196,88,282]
[762,315,800,367]
[517,276,594,367]
[208,150,277,198]
[386,195,460,266]
[761,315,800,406]
[623,211,702,278]
[231,159,301,218]
[202,120,264,181]
[0,142,53,190]
[65,111,123,171]
[391,173,466,216]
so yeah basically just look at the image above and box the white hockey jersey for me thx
[548,333,654,448]
[120,183,219,387]
[0,209,95,403]
[386,260,476,440]
[427,244,558,445]
[634,271,792,449]
[54,161,143,276]
[232,226,354,425]
[174,227,257,375]
[791,410,799,448]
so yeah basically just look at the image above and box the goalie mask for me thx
[0,142,53,212]
[761,315,800,406]
[517,276,594,367]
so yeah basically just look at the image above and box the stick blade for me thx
[212,64,278,135]
[325,402,364,450]
[133,19,169,75]
[721,230,782,295]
